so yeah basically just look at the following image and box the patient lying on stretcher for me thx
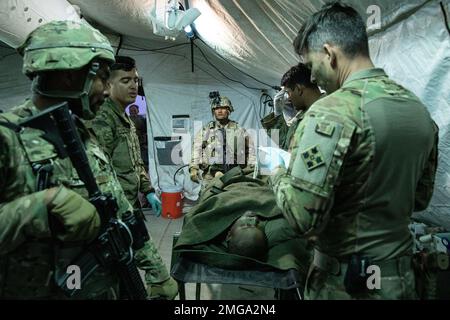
[174,166,311,276]
[226,211,269,262]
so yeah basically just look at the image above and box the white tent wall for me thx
[0,46,29,111]
[127,47,266,200]
[368,0,450,227]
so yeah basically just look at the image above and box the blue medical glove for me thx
[146,192,161,216]
[258,147,288,175]
[269,153,286,173]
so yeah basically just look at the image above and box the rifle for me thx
[219,127,230,174]
[19,102,149,300]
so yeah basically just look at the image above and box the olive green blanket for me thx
[173,167,311,278]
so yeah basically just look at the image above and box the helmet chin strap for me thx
[31,62,100,120]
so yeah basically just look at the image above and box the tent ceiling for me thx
[68,0,431,84]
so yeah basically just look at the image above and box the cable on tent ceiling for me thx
[120,43,189,52]
[119,41,270,91]
[116,41,272,92]
[116,35,123,55]
[193,42,264,91]
[0,52,17,62]
[121,48,188,61]
[259,93,273,120]
[193,56,258,104]
[116,40,261,110]
[197,38,278,89]
[119,45,237,93]
[125,41,266,91]
[0,43,14,49]
[440,2,450,36]
[123,42,258,101]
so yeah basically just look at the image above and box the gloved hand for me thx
[214,171,224,178]
[273,89,288,116]
[146,192,162,216]
[46,186,101,243]
[258,147,288,175]
[189,168,200,183]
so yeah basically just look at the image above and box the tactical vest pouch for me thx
[410,224,450,299]
[32,162,54,191]
[19,124,59,161]
[19,127,58,186]
[343,255,372,295]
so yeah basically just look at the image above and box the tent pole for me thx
[190,38,194,72]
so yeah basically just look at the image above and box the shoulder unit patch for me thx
[301,145,325,171]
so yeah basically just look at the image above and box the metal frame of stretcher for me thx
[170,233,303,300]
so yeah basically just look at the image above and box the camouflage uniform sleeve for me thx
[414,121,439,211]
[261,112,281,130]
[0,192,51,255]
[109,167,135,215]
[138,157,153,195]
[270,109,356,237]
[89,111,116,158]
[134,239,170,284]
[0,128,51,254]
[189,128,204,171]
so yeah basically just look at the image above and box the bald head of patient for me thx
[226,211,268,262]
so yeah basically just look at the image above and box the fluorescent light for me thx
[184,24,195,38]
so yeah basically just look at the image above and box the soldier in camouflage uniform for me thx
[129,104,149,167]
[87,56,178,300]
[0,21,125,299]
[261,63,322,151]
[270,2,439,299]
[189,96,256,189]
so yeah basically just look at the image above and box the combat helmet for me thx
[18,20,115,119]
[211,96,234,112]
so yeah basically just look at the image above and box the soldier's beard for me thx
[217,117,229,125]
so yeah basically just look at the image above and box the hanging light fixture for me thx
[149,0,201,40]
[184,24,196,39]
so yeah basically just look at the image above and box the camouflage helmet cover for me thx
[19,20,115,76]
[212,96,234,112]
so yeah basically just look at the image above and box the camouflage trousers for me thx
[304,252,417,300]
[134,238,170,284]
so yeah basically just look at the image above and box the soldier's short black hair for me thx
[111,56,136,71]
[281,63,316,89]
[293,1,369,58]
